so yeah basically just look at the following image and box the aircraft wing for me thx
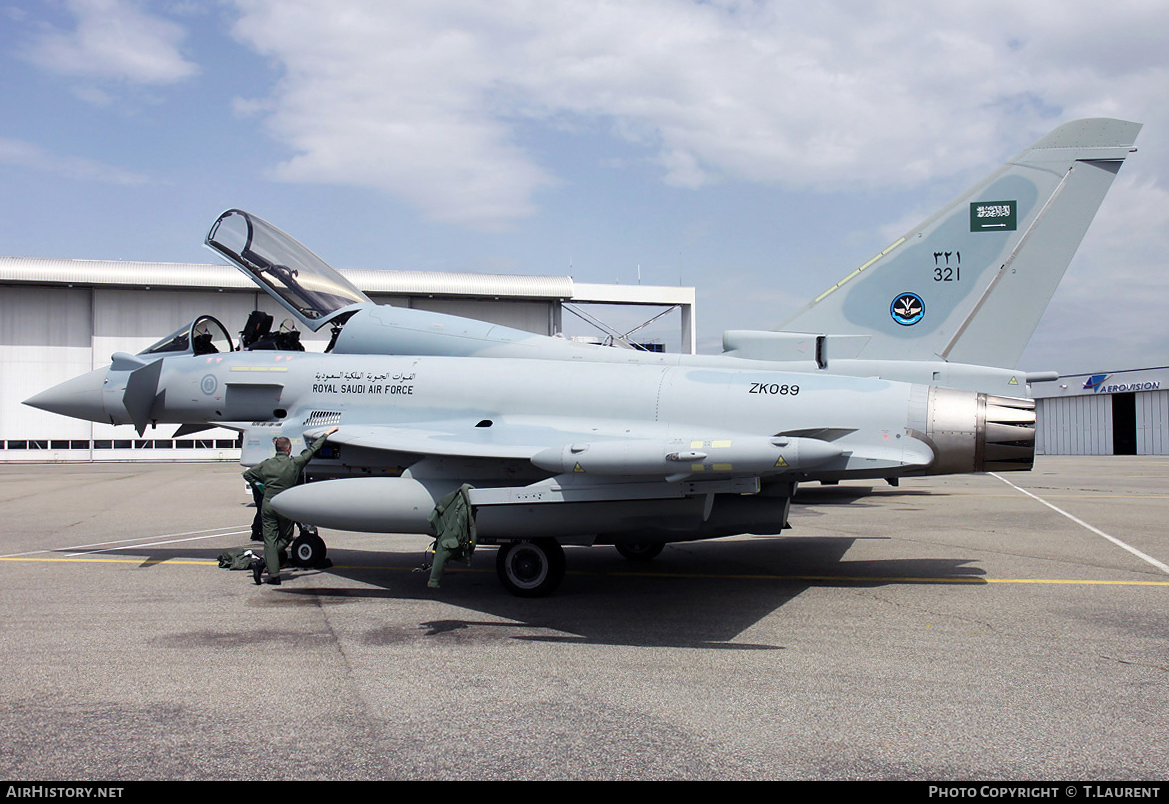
[310,419,849,478]
[314,418,598,460]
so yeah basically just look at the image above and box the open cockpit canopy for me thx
[206,209,371,331]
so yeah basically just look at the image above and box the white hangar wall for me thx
[1035,395,1114,456]
[1033,367,1169,456]
[1,258,695,462]
[1136,391,1169,454]
[3,284,314,461]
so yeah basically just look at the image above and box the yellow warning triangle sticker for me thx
[1008,376,1019,385]
[573,463,586,473]
[775,456,788,467]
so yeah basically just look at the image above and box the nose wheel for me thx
[495,539,565,597]
[290,530,328,568]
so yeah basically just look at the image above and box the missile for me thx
[530,435,845,478]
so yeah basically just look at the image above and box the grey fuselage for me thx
[32,341,1033,544]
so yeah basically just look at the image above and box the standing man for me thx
[243,427,338,585]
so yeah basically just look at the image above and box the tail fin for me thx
[780,118,1141,368]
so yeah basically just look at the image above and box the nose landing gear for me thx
[291,526,329,568]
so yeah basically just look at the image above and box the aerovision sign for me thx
[1083,374,1162,394]
[1030,367,1168,400]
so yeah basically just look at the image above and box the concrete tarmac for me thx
[0,456,1166,781]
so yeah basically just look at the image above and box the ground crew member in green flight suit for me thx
[426,484,476,589]
[243,427,338,585]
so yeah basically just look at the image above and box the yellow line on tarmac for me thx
[916,490,1169,495]
[0,556,218,566]
[604,570,1169,587]
[3,556,1166,587]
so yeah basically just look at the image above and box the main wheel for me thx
[290,531,327,568]
[496,539,565,597]
[615,542,664,561]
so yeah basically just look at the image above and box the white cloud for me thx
[23,0,198,85]
[224,1,1169,231]
[1022,173,1169,372]
[0,137,149,184]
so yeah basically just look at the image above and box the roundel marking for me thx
[890,292,925,326]
[200,374,218,395]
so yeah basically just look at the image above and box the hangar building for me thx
[1033,367,1169,455]
[1,257,695,462]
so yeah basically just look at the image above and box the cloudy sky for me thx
[2,0,1167,374]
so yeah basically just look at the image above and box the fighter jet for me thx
[24,118,1138,596]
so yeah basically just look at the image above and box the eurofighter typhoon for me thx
[26,118,1141,595]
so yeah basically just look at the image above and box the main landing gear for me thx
[491,539,669,597]
[495,539,565,598]
[614,542,664,561]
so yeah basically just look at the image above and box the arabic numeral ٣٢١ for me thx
[932,251,960,281]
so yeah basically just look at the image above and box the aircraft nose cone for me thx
[23,368,109,423]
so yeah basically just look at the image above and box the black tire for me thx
[290,532,327,568]
[615,542,664,561]
[496,539,565,598]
